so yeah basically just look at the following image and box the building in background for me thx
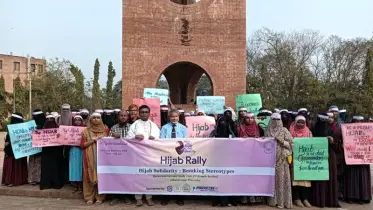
[0,53,46,93]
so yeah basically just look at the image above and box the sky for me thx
[1,0,372,85]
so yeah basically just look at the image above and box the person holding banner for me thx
[160,108,187,206]
[40,115,65,190]
[342,116,372,204]
[212,109,237,207]
[108,110,132,206]
[28,109,46,185]
[237,112,265,205]
[128,105,160,206]
[265,113,293,209]
[1,113,28,187]
[289,115,313,208]
[311,113,340,208]
[81,112,109,205]
[69,115,85,193]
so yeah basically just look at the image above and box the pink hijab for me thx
[290,115,311,137]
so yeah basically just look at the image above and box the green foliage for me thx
[13,76,28,115]
[69,64,85,108]
[0,76,12,124]
[105,61,116,108]
[112,80,122,108]
[92,59,101,110]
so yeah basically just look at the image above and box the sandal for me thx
[86,200,94,205]
[95,200,103,205]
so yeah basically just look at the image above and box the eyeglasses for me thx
[140,111,150,114]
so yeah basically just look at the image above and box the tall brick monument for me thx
[122,0,246,109]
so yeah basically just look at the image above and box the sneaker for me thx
[302,200,312,208]
[136,199,143,207]
[146,198,155,206]
[294,199,304,208]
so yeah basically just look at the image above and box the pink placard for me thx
[32,128,59,147]
[58,126,85,146]
[186,116,216,138]
[342,123,373,164]
[133,98,161,128]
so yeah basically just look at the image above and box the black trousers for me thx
[292,186,310,201]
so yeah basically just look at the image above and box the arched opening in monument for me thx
[156,62,213,105]
[170,0,201,5]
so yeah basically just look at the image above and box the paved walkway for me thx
[0,195,371,210]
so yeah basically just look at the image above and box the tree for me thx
[0,76,11,122]
[105,61,116,108]
[196,74,212,96]
[92,59,101,110]
[69,64,85,108]
[113,80,122,108]
[13,76,28,115]
[363,48,373,115]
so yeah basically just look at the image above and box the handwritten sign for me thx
[342,123,373,164]
[256,116,270,130]
[133,98,161,128]
[186,116,216,138]
[143,88,169,106]
[8,120,41,159]
[32,128,59,147]
[293,137,329,180]
[196,96,225,114]
[58,126,85,146]
[236,94,262,115]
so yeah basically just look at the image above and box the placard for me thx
[186,116,216,138]
[236,94,262,115]
[342,123,373,164]
[293,137,329,180]
[196,96,225,114]
[58,126,86,146]
[143,88,169,106]
[32,128,59,147]
[8,120,41,159]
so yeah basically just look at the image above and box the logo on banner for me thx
[167,185,173,192]
[192,186,218,192]
[264,141,274,154]
[175,140,194,155]
[182,183,191,192]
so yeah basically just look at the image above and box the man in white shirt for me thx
[127,105,160,206]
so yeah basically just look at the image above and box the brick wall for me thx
[0,54,46,93]
[122,0,246,109]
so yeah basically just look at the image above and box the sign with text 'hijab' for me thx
[293,137,329,180]
[143,88,169,106]
[236,94,262,115]
[8,120,41,159]
[342,123,373,164]
[133,98,161,128]
[196,96,225,114]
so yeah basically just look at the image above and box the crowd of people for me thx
[1,103,372,208]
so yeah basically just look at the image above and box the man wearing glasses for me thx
[128,105,160,206]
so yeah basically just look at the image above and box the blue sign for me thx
[197,96,225,114]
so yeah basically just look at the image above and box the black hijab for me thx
[44,118,59,129]
[32,109,46,129]
[178,109,186,126]
[4,113,24,156]
[161,106,169,127]
[102,110,115,129]
[215,110,237,138]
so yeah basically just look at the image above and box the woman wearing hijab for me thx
[289,115,312,208]
[280,109,292,130]
[212,109,237,207]
[128,104,139,124]
[237,112,264,205]
[160,105,169,126]
[311,113,340,208]
[235,106,247,126]
[28,109,45,185]
[40,115,65,190]
[59,104,73,183]
[343,116,371,204]
[81,112,109,205]
[178,108,186,126]
[69,115,85,193]
[265,113,293,209]
[102,109,116,129]
[2,113,28,187]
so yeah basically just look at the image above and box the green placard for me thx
[293,137,329,181]
[236,94,262,115]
